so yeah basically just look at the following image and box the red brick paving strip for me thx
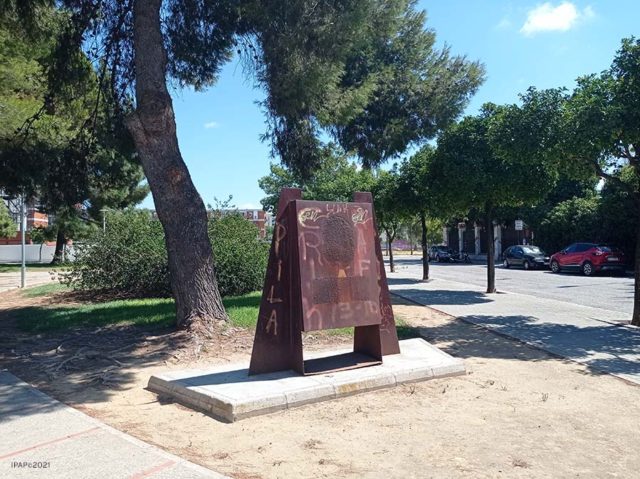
[128,459,176,479]
[0,426,100,460]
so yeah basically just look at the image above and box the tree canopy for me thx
[434,104,560,292]
[507,37,640,324]
[259,146,375,212]
[0,200,16,238]
[0,5,147,241]
[4,0,484,330]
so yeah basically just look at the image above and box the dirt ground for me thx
[2,290,640,479]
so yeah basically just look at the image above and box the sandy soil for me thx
[2,290,640,478]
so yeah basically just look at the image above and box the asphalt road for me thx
[391,255,635,315]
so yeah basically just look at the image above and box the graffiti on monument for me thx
[249,189,399,376]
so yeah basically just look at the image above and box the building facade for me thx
[443,220,535,260]
[0,197,50,245]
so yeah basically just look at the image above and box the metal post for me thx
[20,195,26,288]
[101,208,108,233]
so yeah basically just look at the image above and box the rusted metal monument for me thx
[249,188,400,375]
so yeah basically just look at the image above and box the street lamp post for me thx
[20,194,26,288]
[101,208,109,233]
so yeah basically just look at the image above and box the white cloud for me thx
[203,121,220,129]
[520,2,594,36]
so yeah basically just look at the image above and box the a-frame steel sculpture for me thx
[249,188,400,375]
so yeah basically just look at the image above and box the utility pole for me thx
[101,208,108,233]
[20,194,26,288]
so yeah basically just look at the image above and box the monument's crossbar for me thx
[147,338,465,422]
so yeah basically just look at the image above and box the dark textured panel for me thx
[295,200,382,332]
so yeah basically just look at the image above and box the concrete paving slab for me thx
[0,271,55,293]
[387,272,640,385]
[0,371,227,478]
[148,338,465,422]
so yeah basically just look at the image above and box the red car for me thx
[549,243,626,276]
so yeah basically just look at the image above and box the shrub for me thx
[66,210,268,298]
[65,210,170,296]
[209,214,269,296]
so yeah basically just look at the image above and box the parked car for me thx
[549,243,626,276]
[428,245,454,262]
[503,245,549,270]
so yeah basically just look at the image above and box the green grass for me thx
[21,283,71,298]
[223,291,262,328]
[0,263,67,273]
[396,318,420,339]
[15,297,177,332]
[14,291,262,333]
[13,287,418,341]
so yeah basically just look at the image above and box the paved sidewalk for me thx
[0,271,55,293]
[388,273,640,385]
[0,371,227,479]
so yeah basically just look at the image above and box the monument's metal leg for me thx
[353,192,401,356]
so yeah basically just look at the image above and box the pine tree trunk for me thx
[632,202,640,326]
[127,0,227,331]
[420,211,429,281]
[51,228,65,265]
[485,204,496,294]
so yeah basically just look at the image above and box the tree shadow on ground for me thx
[0,298,256,411]
[387,283,492,306]
[396,305,640,380]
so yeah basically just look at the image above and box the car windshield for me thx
[598,245,621,253]
[522,246,543,254]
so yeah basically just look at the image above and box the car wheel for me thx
[550,260,560,274]
[523,260,530,270]
[582,261,594,276]
[503,259,510,268]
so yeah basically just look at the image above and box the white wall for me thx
[0,244,57,263]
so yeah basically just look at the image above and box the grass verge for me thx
[21,283,71,298]
[0,263,67,273]
[14,288,420,342]
[15,291,262,333]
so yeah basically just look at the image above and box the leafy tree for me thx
[373,169,403,272]
[0,200,16,238]
[330,0,485,168]
[259,146,375,212]
[537,195,600,254]
[599,167,638,261]
[397,146,455,280]
[434,104,558,293]
[560,38,640,325]
[3,1,418,331]
[0,5,146,263]
[398,218,420,255]
[508,38,640,325]
[28,225,56,263]
[8,0,482,332]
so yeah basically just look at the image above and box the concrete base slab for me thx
[148,338,465,422]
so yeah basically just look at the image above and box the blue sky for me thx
[142,0,640,210]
